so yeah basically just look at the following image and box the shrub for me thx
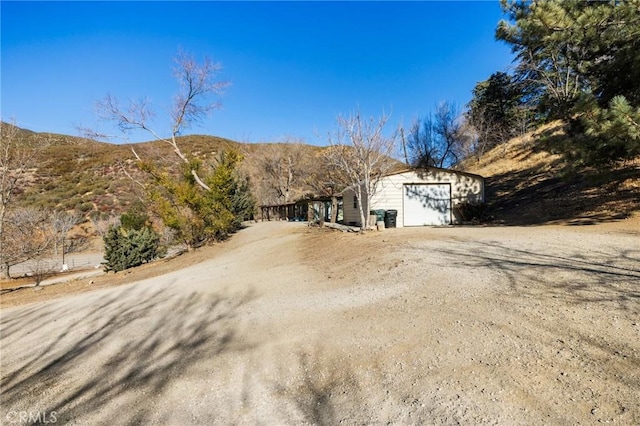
[120,204,150,231]
[103,225,160,272]
[77,202,94,213]
[61,199,76,210]
[143,149,254,249]
[454,201,488,223]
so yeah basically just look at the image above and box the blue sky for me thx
[2,1,513,145]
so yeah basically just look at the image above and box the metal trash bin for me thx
[384,209,398,228]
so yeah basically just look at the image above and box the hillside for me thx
[3,124,325,218]
[4,122,639,226]
[461,121,640,225]
[12,130,140,216]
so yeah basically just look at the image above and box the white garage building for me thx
[342,168,485,227]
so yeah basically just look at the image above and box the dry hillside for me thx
[4,124,326,217]
[5,121,639,226]
[461,121,640,225]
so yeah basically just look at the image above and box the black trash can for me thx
[384,209,398,228]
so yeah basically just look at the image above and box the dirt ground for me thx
[1,218,639,425]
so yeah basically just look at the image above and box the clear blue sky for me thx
[1,1,513,145]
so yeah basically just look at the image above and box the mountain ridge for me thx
[4,121,639,225]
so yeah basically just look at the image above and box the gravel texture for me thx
[1,220,639,425]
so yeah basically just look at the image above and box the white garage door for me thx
[403,184,451,226]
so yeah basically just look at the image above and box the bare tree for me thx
[464,103,515,160]
[92,51,251,250]
[406,102,465,169]
[50,211,82,266]
[28,258,57,287]
[406,113,438,168]
[324,110,399,231]
[259,140,309,204]
[91,214,120,238]
[3,207,53,279]
[456,115,483,161]
[95,50,230,191]
[462,105,492,160]
[432,101,464,167]
[304,159,346,224]
[0,121,49,279]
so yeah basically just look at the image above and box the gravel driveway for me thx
[1,220,639,424]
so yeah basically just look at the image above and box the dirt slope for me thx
[1,221,638,424]
[462,121,640,225]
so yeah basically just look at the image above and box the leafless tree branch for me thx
[324,109,399,231]
[94,51,230,193]
[0,121,50,278]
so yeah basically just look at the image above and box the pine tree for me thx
[496,0,591,119]
[576,95,640,165]
[103,225,160,273]
[467,72,527,152]
[102,208,159,272]
[141,149,255,249]
[496,0,640,164]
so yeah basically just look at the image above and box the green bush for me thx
[61,198,79,210]
[76,202,94,213]
[103,225,160,272]
[120,204,150,231]
[143,149,255,250]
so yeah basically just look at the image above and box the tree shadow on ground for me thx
[434,239,640,405]
[401,238,640,422]
[274,349,361,425]
[429,240,640,310]
[0,284,253,424]
[267,345,507,425]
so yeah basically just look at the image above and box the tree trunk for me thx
[0,204,6,280]
[330,196,338,223]
[357,186,367,232]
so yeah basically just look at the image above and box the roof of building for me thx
[382,167,485,180]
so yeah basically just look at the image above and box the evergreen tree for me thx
[141,149,255,250]
[496,0,591,119]
[103,224,160,273]
[579,1,640,107]
[119,202,150,231]
[206,149,256,233]
[467,72,527,152]
[574,95,640,165]
[496,0,640,164]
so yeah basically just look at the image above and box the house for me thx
[341,168,485,227]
